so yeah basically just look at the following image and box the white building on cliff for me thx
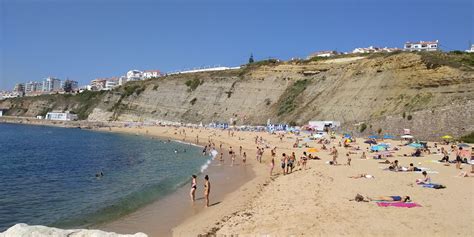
[404,40,439,52]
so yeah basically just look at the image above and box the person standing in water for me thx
[204,175,211,207]
[190,175,197,202]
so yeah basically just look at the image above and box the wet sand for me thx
[96,126,259,237]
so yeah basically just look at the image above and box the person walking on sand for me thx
[281,153,287,175]
[346,153,352,166]
[242,152,247,165]
[301,152,308,170]
[190,175,197,202]
[239,146,242,156]
[219,152,224,164]
[270,154,275,176]
[331,146,338,165]
[204,175,211,207]
[288,152,296,173]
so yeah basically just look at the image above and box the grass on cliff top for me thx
[418,51,474,70]
[277,79,310,116]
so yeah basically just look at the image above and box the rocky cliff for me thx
[1,52,473,140]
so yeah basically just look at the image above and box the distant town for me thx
[1,40,473,100]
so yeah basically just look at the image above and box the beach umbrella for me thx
[383,134,395,139]
[343,133,352,138]
[364,140,377,144]
[307,148,319,153]
[378,143,390,148]
[401,135,414,139]
[368,135,380,139]
[408,143,423,148]
[458,143,471,148]
[441,135,453,139]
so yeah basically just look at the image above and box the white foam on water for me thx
[200,159,212,173]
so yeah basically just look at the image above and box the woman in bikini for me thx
[204,175,210,207]
[190,175,197,202]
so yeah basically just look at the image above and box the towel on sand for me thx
[422,183,446,189]
[377,202,421,208]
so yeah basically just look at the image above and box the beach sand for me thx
[97,126,474,237]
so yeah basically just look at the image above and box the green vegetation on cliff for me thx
[277,79,310,116]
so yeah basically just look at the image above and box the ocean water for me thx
[0,123,209,232]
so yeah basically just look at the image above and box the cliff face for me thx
[1,52,473,139]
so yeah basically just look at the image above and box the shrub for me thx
[407,115,413,120]
[190,98,197,105]
[459,132,474,143]
[377,128,382,135]
[153,85,159,90]
[402,111,406,119]
[359,123,367,133]
[185,78,202,92]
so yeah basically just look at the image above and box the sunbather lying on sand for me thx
[349,174,375,179]
[352,194,411,202]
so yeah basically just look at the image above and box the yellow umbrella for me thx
[307,148,319,153]
[441,135,453,139]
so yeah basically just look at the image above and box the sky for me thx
[0,0,473,90]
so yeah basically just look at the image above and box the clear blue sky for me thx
[1,0,472,90]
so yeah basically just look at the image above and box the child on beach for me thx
[346,153,351,166]
[281,153,287,175]
[242,152,247,165]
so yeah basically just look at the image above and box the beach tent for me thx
[368,135,380,139]
[458,143,471,148]
[401,135,414,139]
[383,134,395,139]
[371,145,386,151]
[441,135,453,139]
[408,143,423,148]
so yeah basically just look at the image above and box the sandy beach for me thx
[94,125,473,237]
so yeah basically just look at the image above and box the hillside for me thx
[1,52,473,140]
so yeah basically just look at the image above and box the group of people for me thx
[190,174,211,207]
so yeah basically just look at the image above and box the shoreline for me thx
[94,126,267,237]
[0,119,266,237]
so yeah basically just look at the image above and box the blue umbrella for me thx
[383,134,395,139]
[368,135,380,139]
[378,143,390,148]
[409,143,423,148]
[458,143,471,148]
[343,133,352,138]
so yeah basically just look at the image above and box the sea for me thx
[0,123,210,232]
